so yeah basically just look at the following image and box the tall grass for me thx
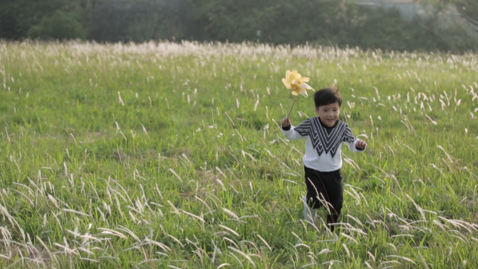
[0,40,477,268]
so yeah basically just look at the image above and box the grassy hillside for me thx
[0,40,477,268]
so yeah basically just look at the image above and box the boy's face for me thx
[315,102,340,127]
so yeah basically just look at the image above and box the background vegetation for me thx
[1,0,477,53]
[0,40,477,268]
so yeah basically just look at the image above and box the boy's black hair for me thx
[313,87,342,108]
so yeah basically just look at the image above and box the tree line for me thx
[1,0,477,53]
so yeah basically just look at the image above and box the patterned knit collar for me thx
[310,117,347,158]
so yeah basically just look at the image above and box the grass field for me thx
[0,40,477,268]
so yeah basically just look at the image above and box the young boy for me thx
[281,87,367,232]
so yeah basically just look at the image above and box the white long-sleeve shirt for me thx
[281,117,364,172]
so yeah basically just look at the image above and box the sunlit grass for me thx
[0,40,477,268]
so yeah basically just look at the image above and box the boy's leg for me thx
[324,170,343,232]
[304,166,325,210]
[303,166,326,224]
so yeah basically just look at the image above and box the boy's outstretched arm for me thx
[281,117,310,140]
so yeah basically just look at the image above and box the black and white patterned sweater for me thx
[281,117,365,172]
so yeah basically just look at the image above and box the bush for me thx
[2,0,476,53]
[435,24,478,52]
[27,10,86,40]
[0,14,22,39]
[89,0,192,43]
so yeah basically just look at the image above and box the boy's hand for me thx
[281,117,291,128]
[355,139,367,150]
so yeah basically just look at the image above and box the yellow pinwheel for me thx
[282,70,314,117]
[282,70,314,96]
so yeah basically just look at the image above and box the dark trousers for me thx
[304,166,343,231]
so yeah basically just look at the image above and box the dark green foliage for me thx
[28,10,86,40]
[352,5,477,52]
[0,13,21,39]
[414,0,478,52]
[356,7,418,51]
[89,0,193,42]
[189,0,359,45]
[0,0,477,52]
[0,0,86,40]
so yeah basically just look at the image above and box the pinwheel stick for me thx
[286,95,298,118]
